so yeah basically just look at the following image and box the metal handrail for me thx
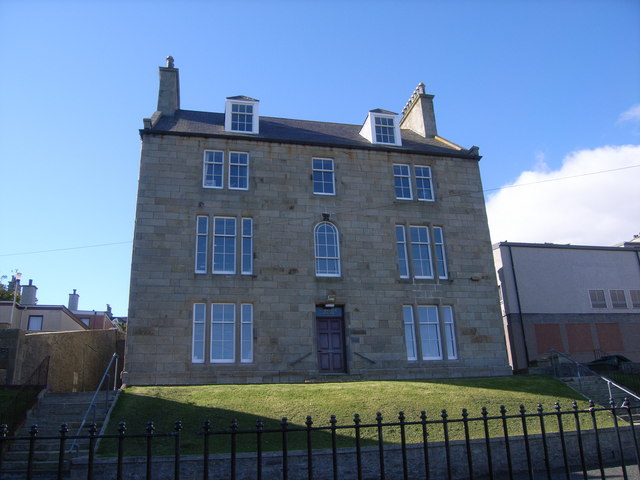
[549,349,640,403]
[68,353,119,453]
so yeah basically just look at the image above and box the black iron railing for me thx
[0,399,639,480]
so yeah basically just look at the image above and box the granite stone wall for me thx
[125,134,510,385]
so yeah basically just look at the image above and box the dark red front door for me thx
[316,306,346,373]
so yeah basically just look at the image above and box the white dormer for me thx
[359,109,402,146]
[224,96,260,134]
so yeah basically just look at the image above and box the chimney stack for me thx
[21,279,37,305]
[68,289,79,311]
[399,83,438,138]
[156,55,180,117]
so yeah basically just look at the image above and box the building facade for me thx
[123,58,510,385]
[494,239,640,371]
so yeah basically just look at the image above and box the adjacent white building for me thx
[493,237,640,371]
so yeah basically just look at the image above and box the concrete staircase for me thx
[560,375,640,424]
[1,391,116,478]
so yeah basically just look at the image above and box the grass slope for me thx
[99,376,611,456]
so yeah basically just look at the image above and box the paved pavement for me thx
[476,464,640,479]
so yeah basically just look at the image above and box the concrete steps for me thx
[560,376,640,424]
[1,391,116,477]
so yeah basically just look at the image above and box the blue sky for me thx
[1,0,638,316]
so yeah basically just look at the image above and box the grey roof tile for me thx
[369,108,398,115]
[148,110,474,157]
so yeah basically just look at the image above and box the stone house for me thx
[494,238,640,371]
[123,58,510,385]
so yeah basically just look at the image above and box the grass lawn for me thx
[0,389,18,407]
[99,375,613,456]
[0,389,23,431]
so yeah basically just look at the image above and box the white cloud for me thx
[486,145,640,246]
[617,104,640,124]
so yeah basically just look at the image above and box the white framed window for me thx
[374,116,396,144]
[392,165,436,202]
[359,110,401,146]
[418,306,442,360]
[631,290,640,308]
[410,226,433,279]
[433,227,448,279]
[240,304,253,363]
[192,303,206,363]
[312,158,335,195]
[241,218,253,275]
[314,222,340,277]
[229,152,249,190]
[403,305,417,360]
[395,226,409,278]
[589,289,607,309]
[203,150,224,188]
[396,225,447,280]
[393,164,412,200]
[610,290,627,309]
[211,303,236,363]
[232,104,253,132]
[213,217,237,274]
[224,97,259,134]
[403,305,458,361]
[415,166,434,201]
[442,306,457,360]
[195,216,209,273]
[27,315,43,331]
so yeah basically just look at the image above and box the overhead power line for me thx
[2,163,638,257]
[0,241,131,257]
[483,163,640,193]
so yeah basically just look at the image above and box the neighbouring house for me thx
[0,281,117,332]
[123,57,510,385]
[493,237,640,372]
[0,281,125,390]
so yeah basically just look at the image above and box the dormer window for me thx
[232,104,253,131]
[374,116,396,144]
[359,109,402,146]
[225,96,259,134]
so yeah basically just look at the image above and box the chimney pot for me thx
[399,83,437,138]
[21,281,38,305]
[156,56,180,117]
[68,290,80,311]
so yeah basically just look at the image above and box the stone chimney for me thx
[399,83,437,138]
[156,55,180,117]
[21,279,37,305]
[68,289,79,311]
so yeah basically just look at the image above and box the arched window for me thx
[314,222,340,277]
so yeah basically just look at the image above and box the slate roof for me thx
[145,109,478,159]
[369,108,398,115]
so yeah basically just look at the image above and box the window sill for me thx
[315,276,343,283]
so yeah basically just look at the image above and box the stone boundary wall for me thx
[1,328,125,392]
[71,427,637,480]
